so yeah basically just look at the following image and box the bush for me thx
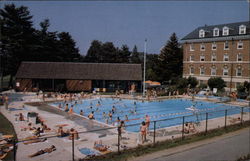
[208,77,226,91]
[198,83,207,89]
[187,76,198,88]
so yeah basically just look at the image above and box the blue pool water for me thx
[50,98,249,132]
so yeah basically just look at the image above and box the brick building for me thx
[181,21,250,91]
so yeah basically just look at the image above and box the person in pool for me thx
[64,104,69,112]
[88,111,95,120]
[111,106,116,114]
[80,110,84,116]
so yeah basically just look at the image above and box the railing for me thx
[1,106,249,161]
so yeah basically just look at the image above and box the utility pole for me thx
[143,39,147,97]
[229,38,234,94]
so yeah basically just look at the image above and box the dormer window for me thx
[213,28,219,36]
[199,29,205,38]
[223,26,229,36]
[239,25,246,34]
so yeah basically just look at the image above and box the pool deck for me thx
[0,91,249,161]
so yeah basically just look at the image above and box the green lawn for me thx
[0,112,17,161]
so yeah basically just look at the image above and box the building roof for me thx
[182,21,250,40]
[16,62,142,81]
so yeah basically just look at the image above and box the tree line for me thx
[0,4,183,85]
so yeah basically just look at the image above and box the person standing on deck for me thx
[145,115,150,132]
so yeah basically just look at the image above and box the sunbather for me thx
[57,127,69,137]
[94,140,109,152]
[29,145,56,158]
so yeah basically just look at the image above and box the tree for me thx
[101,42,117,63]
[117,45,130,63]
[207,77,226,91]
[85,40,103,62]
[157,33,183,83]
[0,4,35,76]
[146,54,159,81]
[57,32,81,61]
[187,76,198,88]
[130,45,141,64]
[176,78,188,89]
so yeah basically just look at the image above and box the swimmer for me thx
[125,115,128,121]
[80,110,84,116]
[112,106,116,114]
[88,111,95,120]
[102,112,106,118]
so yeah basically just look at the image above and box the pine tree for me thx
[157,33,183,83]
[130,45,141,64]
[0,4,35,76]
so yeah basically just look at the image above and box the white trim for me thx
[190,44,195,51]
[183,61,250,64]
[223,68,229,76]
[237,53,243,62]
[199,29,205,38]
[211,42,217,50]
[200,55,205,61]
[190,55,194,62]
[181,34,250,44]
[200,44,205,51]
[223,54,229,62]
[182,75,250,82]
[224,41,229,50]
[213,28,219,37]
[223,26,229,36]
[237,41,243,49]
[239,25,246,35]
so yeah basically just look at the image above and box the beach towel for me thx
[78,148,100,156]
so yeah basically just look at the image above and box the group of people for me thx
[57,127,79,140]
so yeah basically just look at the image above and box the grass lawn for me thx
[0,112,17,161]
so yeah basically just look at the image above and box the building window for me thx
[190,55,194,61]
[200,55,205,61]
[211,53,216,61]
[223,68,229,76]
[212,43,217,50]
[190,67,194,75]
[223,54,229,61]
[236,68,242,77]
[237,54,243,61]
[200,44,205,51]
[211,67,216,76]
[224,41,229,50]
[237,41,243,49]
[213,28,219,36]
[200,67,205,75]
[236,82,241,88]
[239,25,246,34]
[223,26,229,36]
[190,44,194,51]
[199,29,205,38]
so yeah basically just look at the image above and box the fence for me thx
[1,106,249,161]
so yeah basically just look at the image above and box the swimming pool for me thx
[50,98,249,132]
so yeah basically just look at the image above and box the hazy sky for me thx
[1,1,249,55]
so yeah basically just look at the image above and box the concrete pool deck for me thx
[0,91,249,161]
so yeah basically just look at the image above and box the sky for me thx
[1,1,249,55]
